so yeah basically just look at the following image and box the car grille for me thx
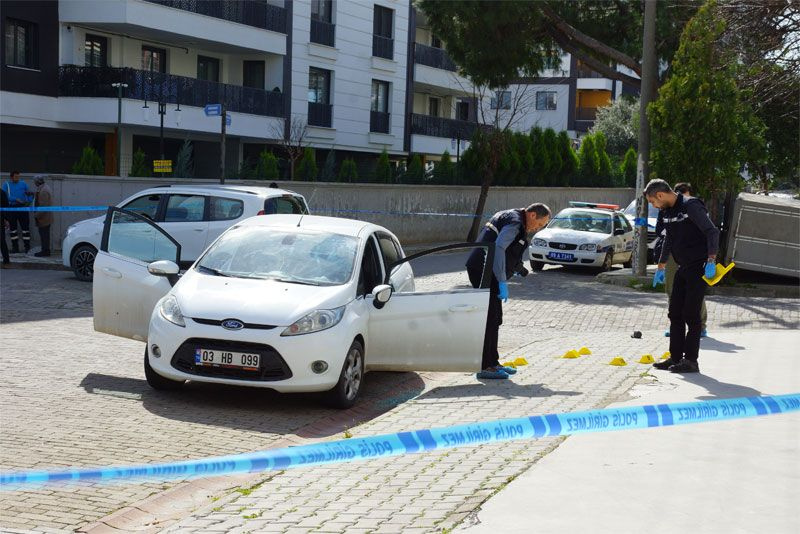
[170,337,292,381]
[191,318,277,330]
[548,241,578,250]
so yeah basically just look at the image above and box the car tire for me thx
[600,252,614,272]
[324,340,364,409]
[529,260,544,271]
[144,348,184,391]
[71,244,97,282]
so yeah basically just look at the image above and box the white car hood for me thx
[535,228,608,245]
[174,270,353,326]
[73,216,104,230]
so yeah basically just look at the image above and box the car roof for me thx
[140,185,303,198]
[236,214,387,238]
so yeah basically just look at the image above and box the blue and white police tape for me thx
[1,393,797,490]
[633,217,648,227]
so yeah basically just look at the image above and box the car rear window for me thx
[210,196,244,221]
[263,196,307,215]
[121,194,161,220]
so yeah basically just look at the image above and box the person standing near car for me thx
[646,179,719,374]
[33,176,54,257]
[2,171,33,253]
[655,182,708,338]
[1,187,10,266]
[466,203,551,379]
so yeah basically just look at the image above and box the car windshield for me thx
[196,226,359,286]
[548,210,612,234]
[624,200,659,219]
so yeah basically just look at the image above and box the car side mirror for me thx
[372,284,393,309]
[147,260,180,276]
[614,228,626,236]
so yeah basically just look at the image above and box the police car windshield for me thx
[549,210,612,234]
[624,200,659,219]
[196,226,358,285]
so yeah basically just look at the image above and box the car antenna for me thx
[296,187,318,227]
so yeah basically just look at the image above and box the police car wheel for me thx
[324,340,364,409]
[144,348,184,390]
[600,252,613,272]
[529,260,544,271]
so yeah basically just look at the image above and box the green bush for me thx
[375,148,392,183]
[404,154,425,184]
[338,158,359,183]
[432,151,455,184]
[173,139,194,178]
[296,147,318,181]
[319,149,337,182]
[255,150,279,180]
[577,135,599,186]
[620,147,638,188]
[593,132,614,187]
[542,128,562,185]
[557,131,578,186]
[529,127,549,186]
[72,144,104,176]
[129,148,151,177]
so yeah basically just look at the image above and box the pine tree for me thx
[405,154,424,184]
[173,139,194,178]
[542,128,562,185]
[129,148,151,177]
[529,127,549,186]
[577,135,599,186]
[255,150,279,180]
[296,147,318,181]
[319,150,337,182]
[557,131,578,187]
[620,147,638,188]
[375,149,392,183]
[71,144,104,176]
[433,151,455,184]
[338,158,359,183]
[593,132,614,187]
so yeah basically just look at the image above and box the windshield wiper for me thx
[268,277,321,286]
[197,265,230,277]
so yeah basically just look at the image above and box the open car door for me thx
[366,243,493,372]
[93,207,181,342]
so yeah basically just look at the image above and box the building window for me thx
[536,91,557,110]
[310,0,335,46]
[371,80,389,112]
[4,18,38,69]
[197,55,220,82]
[431,35,442,49]
[85,34,107,68]
[142,46,166,73]
[456,100,470,121]
[428,97,440,117]
[372,5,394,59]
[308,67,331,104]
[490,90,511,110]
[243,60,265,89]
[311,0,333,22]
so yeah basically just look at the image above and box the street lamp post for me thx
[111,82,128,176]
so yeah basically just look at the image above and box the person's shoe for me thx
[476,368,510,380]
[24,246,30,253]
[11,247,19,254]
[653,358,680,370]
[33,251,50,257]
[700,329,708,338]
[669,358,700,373]
[664,330,670,337]
[496,365,517,375]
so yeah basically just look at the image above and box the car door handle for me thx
[449,304,478,313]
[100,267,122,279]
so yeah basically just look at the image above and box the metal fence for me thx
[144,0,287,33]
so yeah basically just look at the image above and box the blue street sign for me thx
[225,114,232,126]
[204,104,221,116]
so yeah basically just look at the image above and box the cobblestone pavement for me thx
[1,263,797,533]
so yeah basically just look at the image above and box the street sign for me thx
[204,104,221,116]
[153,159,172,173]
[225,114,232,126]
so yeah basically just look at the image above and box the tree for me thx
[296,147,318,181]
[593,131,614,187]
[173,139,194,178]
[556,131,578,186]
[254,150,279,180]
[576,135,599,186]
[542,128,562,185]
[649,1,766,213]
[529,127,549,186]
[338,158,359,183]
[405,154,425,184]
[589,96,639,156]
[318,149,337,182]
[129,148,151,177]
[432,151,455,185]
[620,147,638,188]
[71,144,104,176]
[375,149,392,183]
[270,114,308,180]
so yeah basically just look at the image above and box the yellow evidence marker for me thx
[514,357,529,366]
[703,262,735,286]
[638,354,655,364]
[563,350,580,359]
[660,351,671,360]
[578,346,592,355]
[609,356,627,366]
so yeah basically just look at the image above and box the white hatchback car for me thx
[93,209,493,408]
[63,185,308,281]
[528,204,634,271]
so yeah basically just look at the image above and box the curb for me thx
[595,271,799,298]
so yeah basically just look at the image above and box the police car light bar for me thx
[568,201,620,210]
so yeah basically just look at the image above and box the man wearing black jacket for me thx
[645,179,719,373]
[1,188,9,266]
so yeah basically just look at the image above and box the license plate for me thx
[547,252,574,261]
[195,348,260,369]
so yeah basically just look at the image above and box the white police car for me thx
[528,202,634,271]
[623,199,660,263]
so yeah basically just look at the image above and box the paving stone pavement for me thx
[0,264,797,533]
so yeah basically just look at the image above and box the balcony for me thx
[58,66,284,118]
[575,107,597,121]
[410,113,491,140]
[370,111,390,134]
[573,66,604,79]
[372,35,394,60]
[414,43,457,72]
[308,102,332,128]
[144,0,287,33]
[311,19,335,47]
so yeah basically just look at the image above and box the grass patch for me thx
[235,480,266,496]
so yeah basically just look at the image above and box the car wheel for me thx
[71,244,97,282]
[325,340,364,409]
[529,260,544,271]
[600,252,614,272]
[144,348,184,391]
[623,253,633,268]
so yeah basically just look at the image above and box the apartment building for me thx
[0,0,638,178]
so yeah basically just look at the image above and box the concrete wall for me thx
[13,174,635,253]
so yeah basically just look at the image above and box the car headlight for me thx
[281,306,345,336]
[578,243,598,251]
[159,295,185,327]
[532,238,547,247]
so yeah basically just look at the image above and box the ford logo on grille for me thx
[221,319,244,330]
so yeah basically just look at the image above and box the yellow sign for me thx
[154,159,172,173]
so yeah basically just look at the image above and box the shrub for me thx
[71,144,104,176]
[338,158,359,182]
[129,148,151,177]
[296,147,318,181]
[375,148,392,183]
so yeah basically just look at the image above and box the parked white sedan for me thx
[528,206,634,271]
[93,209,492,408]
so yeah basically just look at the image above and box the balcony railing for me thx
[370,111,390,134]
[144,0,287,33]
[308,102,332,127]
[310,19,335,47]
[414,43,457,72]
[574,66,604,79]
[58,66,284,118]
[410,113,491,140]
[372,35,394,60]
[575,107,598,121]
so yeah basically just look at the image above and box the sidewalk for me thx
[2,249,66,271]
[460,330,800,534]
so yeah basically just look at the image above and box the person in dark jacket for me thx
[646,179,719,374]
[1,188,9,265]
[466,203,551,379]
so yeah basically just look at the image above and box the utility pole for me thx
[633,0,657,276]
[111,82,128,176]
[219,103,227,184]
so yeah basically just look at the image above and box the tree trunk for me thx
[468,179,491,242]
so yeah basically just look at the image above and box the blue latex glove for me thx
[497,281,509,302]
[704,260,716,279]
[652,269,665,288]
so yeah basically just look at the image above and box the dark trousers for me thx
[7,211,30,251]
[468,269,503,370]
[669,260,706,362]
[38,225,51,253]
[0,219,8,262]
